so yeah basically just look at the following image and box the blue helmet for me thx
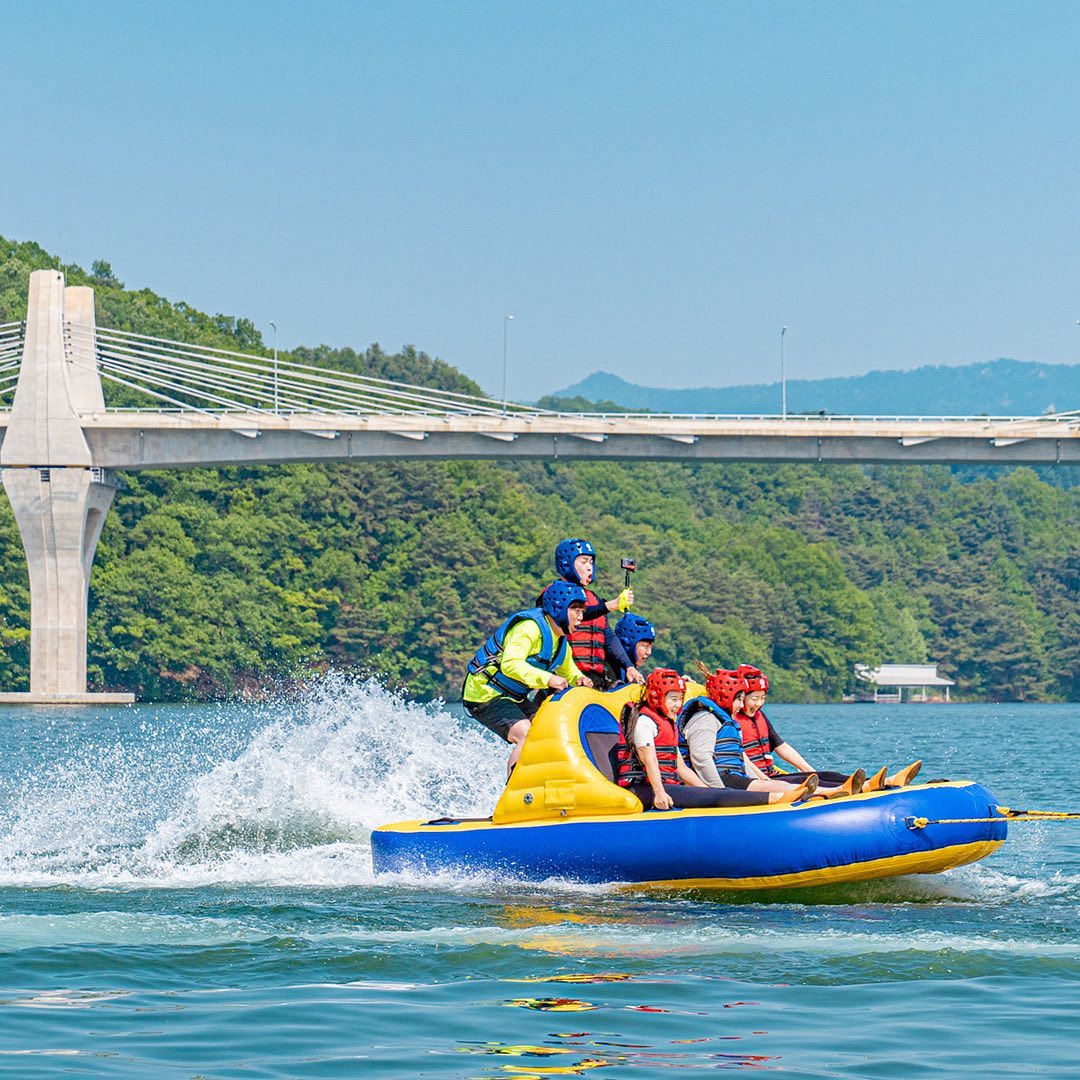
[540,580,588,632]
[615,613,655,660]
[555,538,596,584]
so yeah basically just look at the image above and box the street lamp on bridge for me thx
[269,321,279,414]
[502,314,514,414]
[780,326,788,418]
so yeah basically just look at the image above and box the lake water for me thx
[0,679,1077,1077]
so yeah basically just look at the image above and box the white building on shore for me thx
[853,663,955,703]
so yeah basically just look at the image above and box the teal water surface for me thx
[0,679,1077,1077]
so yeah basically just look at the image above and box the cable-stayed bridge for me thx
[1,269,1078,702]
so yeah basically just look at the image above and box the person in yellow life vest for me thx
[540,538,639,691]
[464,581,594,775]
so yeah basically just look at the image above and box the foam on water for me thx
[0,677,503,889]
[0,912,268,950]
[310,921,1080,958]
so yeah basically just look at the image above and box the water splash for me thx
[145,676,504,855]
[0,676,504,888]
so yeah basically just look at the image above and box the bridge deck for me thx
[1,410,1076,468]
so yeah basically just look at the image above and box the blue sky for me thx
[3,2,1079,400]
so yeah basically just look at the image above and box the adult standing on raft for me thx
[464,581,594,775]
[541,539,641,690]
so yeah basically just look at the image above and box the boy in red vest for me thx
[542,538,641,691]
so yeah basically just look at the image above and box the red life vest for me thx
[616,703,680,787]
[567,586,607,673]
[735,709,775,774]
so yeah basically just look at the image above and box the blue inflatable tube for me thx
[373,686,1005,889]
[372,781,1006,889]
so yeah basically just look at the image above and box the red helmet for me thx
[705,669,749,714]
[644,668,686,714]
[737,664,769,694]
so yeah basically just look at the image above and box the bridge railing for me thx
[538,411,1080,424]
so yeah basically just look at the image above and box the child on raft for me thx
[735,664,922,791]
[614,613,655,683]
[616,669,817,810]
[541,538,641,690]
[681,668,865,798]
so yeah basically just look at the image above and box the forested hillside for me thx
[2,237,1078,702]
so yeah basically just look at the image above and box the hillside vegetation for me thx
[1,236,1078,702]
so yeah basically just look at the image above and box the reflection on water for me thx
[459,1031,780,1076]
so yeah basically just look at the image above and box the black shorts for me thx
[463,696,538,742]
[718,771,753,790]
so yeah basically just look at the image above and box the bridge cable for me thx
[87,324,549,415]
[81,327,529,416]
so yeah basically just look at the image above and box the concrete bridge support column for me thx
[0,269,132,703]
[0,467,128,702]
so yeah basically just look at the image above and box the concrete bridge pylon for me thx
[0,270,132,703]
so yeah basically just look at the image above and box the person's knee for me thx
[507,719,531,746]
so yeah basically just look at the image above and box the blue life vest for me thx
[467,608,568,702]
[678,696,746,777]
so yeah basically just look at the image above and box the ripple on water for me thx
[0,686,1076,1076]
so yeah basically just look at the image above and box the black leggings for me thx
[630,783,770,810]
[772,770,850,786]
[722,769,850,788]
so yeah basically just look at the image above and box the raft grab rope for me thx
[907,805,1080,830]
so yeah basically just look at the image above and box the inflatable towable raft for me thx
[372,685,1006,890]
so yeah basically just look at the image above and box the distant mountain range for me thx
[544,359,1080,416]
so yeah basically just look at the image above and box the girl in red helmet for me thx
[616,669,816,810]
[680,668,864,798]
[735,664,922,790]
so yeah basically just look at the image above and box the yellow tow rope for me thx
[907,805,1080,829]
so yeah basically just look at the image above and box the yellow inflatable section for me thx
[491,677,707,825]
